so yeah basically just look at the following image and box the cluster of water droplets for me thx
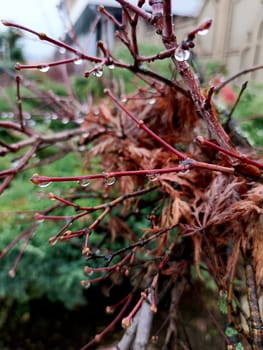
[174,24,210,62]
[1,112,14,119]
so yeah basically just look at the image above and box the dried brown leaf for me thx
[252,214,263,285]
[87,135,119,157]
[107,216,136,242]
[192,234,203,280]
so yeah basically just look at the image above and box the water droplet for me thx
[39,65,50,73]
[83,132,90,138]
[94,69,103,78]
[75,117,84,124]
[219,289,227,298]
[78,178,90,187]
[24,112,31,120]
[29,120,36,127]
[174,47,190,62]
[149,98,156,105]
[81,280,91,289]
[198,28,209,36]
[78,145,86,151]
[147,173,160,182]
[93,108,100,116]
[121,97,127,103]
[179,158,194,166]
[104,176,116,187]
[38,181,51,188]
[74,58,83,65]
[108,63,115,70]
[11,160,19,168]
[8,269,16,278]
[49,237,58,246]
[59,47,66,54]
[179,169,190,175]
[62,118,69,124]
[48,192,56,200]
[88,270,94,276]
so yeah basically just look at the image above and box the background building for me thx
[65,0,263,82]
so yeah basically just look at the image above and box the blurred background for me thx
[0,1,262,349]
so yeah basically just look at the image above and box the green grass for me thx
[232,82,263,146]
[0,152,89,308]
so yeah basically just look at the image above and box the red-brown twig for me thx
[214,64,263,93]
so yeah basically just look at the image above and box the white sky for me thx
[0,0,65,61]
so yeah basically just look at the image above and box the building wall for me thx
[174,0,263,82]
[66,0,263,82]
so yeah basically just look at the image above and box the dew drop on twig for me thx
[75,117,84,124]
[93,108,100,116]
[108,63,115,70]
[78,178,90,187]
[104,175,116,187]
[38,181,51,188]
[82,132,90,139]
[198,28,209,36]
[78,145,86,152]
[94,69,103,78]
[74,58,83,65]
[179,169,190,175]
[174,47,190,62]
[147,173,160,182]
[39,66,50,73]
[81,280,91,289]
[148,98,156,105]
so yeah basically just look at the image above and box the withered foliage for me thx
[1,1,263,349]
